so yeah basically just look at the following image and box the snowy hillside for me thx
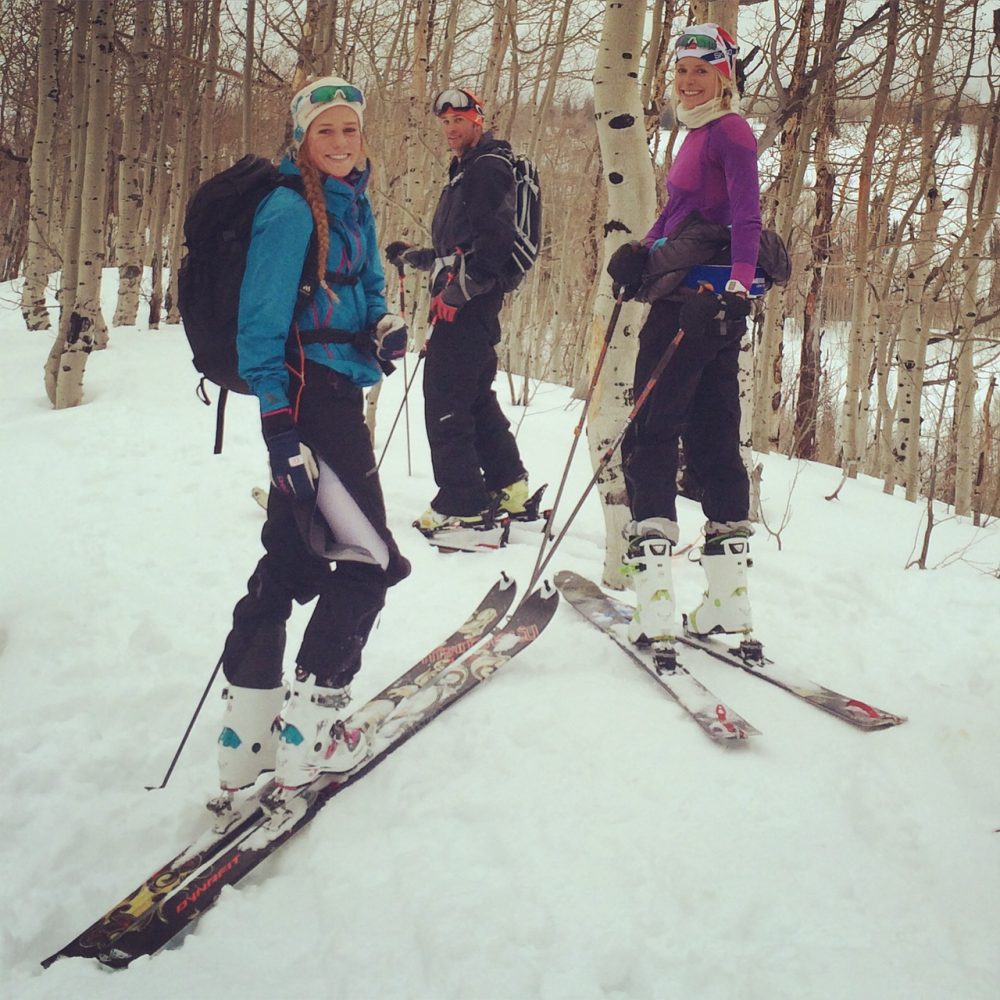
[2,275,999,1000]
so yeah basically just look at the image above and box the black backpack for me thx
[457,148,542,291]
[507,152,542,286]
[178,154,317,396]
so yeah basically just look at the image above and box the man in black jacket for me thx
[386,88,529,542]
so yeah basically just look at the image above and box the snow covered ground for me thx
[2,274,998,999]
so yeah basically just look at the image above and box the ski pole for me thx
[376,348,424,472]
[145,653,224,790]
[529,292,624,587]
[396,263,414,476]
[528,326,686,591]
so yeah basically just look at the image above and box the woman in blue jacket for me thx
[213,77,409,814]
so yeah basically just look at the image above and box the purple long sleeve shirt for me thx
[646,113,762,290]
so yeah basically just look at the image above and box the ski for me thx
[42,574,520,969]
[677,630,907,731]
[554,571,758,743]
[43,580,558,970]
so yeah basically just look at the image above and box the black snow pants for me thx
[622,297,749,526]
[422,290,526,515]
[222,362,408,690]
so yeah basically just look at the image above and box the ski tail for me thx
[677,629,907,730]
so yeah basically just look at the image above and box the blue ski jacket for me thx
[237,155,387,413]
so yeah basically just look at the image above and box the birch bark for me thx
[952,93,1000,514]
[840,1,898,478]
[113,0,152,327]
[890,0,945,501]
[21,0,60,331]
[793,0,846,459]
[165,3,200,324]
[588,1,656,587]
[45,1,114,409]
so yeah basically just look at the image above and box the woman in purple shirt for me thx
[612,24,761,648]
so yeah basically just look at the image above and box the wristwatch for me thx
[725,279,749,296]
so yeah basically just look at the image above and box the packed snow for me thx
[2,274,998,1000]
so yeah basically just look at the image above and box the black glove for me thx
[261,409,318,501]
[606,241,649,300]
[679,290,751,337]
[372,313,408,362]
[385,241,413,268]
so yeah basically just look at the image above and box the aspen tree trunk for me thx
[294,0,321,83]
[21,0,60,331]
[400,0,434,352]
[890,0,945,501]
[165,3,200,323]
[526,2,570,164]
[706,2,739,32]
[242,0,256,148]
[149,8,176,330]
[641,0,678,154]
[495,3,519,140]
[113,0,152,327]
[972,378,995,523]
[52,3,91,327]
[313,0,338,73]
[952,94,1000,514]
[793,0,845,460]
[198,0,223,185]
[481,1,512,107]
[589,2,656,587]
[501,1,572,403]
[751,0,814,454]
[431,0,461,96]
[45,1,114,409]
[840,0,898,478]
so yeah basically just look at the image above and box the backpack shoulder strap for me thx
[275,175,319,305]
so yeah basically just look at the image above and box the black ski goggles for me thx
[432,88,484,117]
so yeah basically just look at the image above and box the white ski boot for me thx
[273,673,369,790]
[216,684,284,791]
[208,684,284,831]
[685,529,753,637]
[621,517,679,645]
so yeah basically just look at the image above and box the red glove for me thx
[428,293,459,325]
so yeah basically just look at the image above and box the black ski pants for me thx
[222,362,407,690]
[622,298,749,526]
[422,290,526,515]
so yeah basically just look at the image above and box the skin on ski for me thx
[677,630,907,730]
[554,571,758,743]
[41,575,518,970]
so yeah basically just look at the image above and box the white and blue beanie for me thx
[290,75,365,147]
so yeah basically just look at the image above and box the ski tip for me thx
[499,570,514,589]
[536,579,558,601]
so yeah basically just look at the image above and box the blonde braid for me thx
[296,151,331,293]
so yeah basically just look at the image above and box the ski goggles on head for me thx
[676,32,722,53]
[432,88,484,118]
[307,82,365,107]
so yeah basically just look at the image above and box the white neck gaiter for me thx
[674,91,741,130]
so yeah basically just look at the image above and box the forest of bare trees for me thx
[2,0,998,526]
